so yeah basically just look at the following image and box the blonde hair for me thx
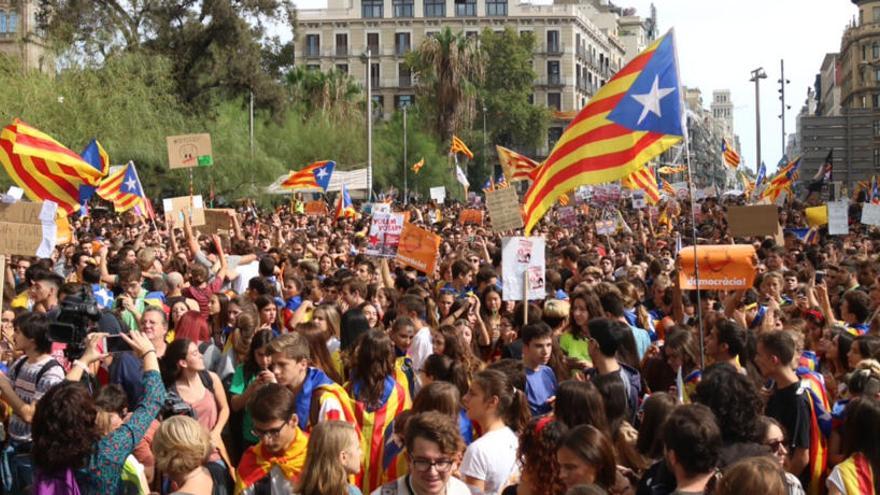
[296,421,358,495]
[716,456,786,495]
[152,416,211,479]
[314,304,342,339]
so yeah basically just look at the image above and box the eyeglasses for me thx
[251,422,289,440]
[766,440,786,453]
[411,457,454,473]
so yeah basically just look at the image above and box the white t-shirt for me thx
[409,326,433,378]
[370,474,472,495]
[459,426,519,495]
[232,260,260,295]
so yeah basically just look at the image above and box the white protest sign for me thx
[430,186,446,203]
[365,212,406,257]
[632,190,646,209]
[828,201,849,236]
[595,220,615,235]
[861,203,880,226]
[371,203,391,215]
[502,237,546,301]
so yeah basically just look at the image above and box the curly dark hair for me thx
[517,417,568,495]
[693,363,764,444]
[32,382,101,473]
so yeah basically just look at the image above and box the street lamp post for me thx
[750,67,767,173]
[365,49,373,201]
[778,59,791,156]
[482,102,488,179]
[403,104,408,205]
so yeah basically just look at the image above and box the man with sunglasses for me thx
[235,383,309,495]
[372,411,470,495]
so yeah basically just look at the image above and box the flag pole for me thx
[683,130,705,369]
[129,161,160,235]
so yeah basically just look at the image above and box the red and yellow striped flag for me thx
[661,178,676,196]
[348,380,411,493]
[0,119,106,214]
[450,135,474,159]
[657,165,686,175]
[722,138,741,168]
[410,158,424,174]
[522,31,684,233]
[621,166,660,204]
[496,145,539,182]
[558,192,570,206]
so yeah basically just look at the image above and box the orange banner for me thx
[459,209,484,225]
[304,200,328,216]
[396,223,441,275]
[678,245,757,291]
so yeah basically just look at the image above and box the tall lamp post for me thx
[750,67,767,173]
[403,104,408,205]
[482,102,488,179]
[364,49,374,201]
[778,59,791,156]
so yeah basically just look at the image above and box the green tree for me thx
[406,27,484,141]
[479,28,549,150]
[285,67,362,120]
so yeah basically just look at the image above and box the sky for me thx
[289,0,858,173]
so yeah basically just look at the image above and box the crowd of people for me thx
[0,189,878,495]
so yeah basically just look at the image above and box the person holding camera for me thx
[31,329,166,494]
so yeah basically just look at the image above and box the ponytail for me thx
[472,369,532,434]
[508,388,531,435]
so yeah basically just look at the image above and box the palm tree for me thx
[406,27,484,141]
[285,66,362,120]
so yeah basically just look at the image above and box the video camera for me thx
[48,286,103,360]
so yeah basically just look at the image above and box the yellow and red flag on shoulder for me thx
[450,135,474,159]
[0,119,106,214]
[722,138,741,168]
[621,165,660,204]
[522,31,684,234]
[411,158,424,174]
[496,145,539,182]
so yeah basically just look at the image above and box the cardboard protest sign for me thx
[396,223,441,274]
[430,186,446,203]
[727,205,779,237]
[304,201,329,217]
[166,134,213,169]
[459,209,484,225]
[203,209,235,234]
[366,212,406,257]
[501,237,546,301]
[678,244,757,291]
[0,202,45,256]
[828,201,849,236]
[861,203,880,226]
[163,195,206,228]
[485,187,523,232]
[805,205,828,227]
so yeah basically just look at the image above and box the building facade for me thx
[295,0,648,151]
[0,0,50,72]
[680,87,737,189]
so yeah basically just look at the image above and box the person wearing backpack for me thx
[160,338,233,494]
[1,312,65,493]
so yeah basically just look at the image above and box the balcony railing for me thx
[335,46,348,57]
[305,47,321,58]
[543,42,564,55]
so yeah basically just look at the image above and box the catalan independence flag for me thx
[721,138,741,168]
[281,160,335,191]
[836,453,875,495]
[522,31,684,233]
[496,145,539,182]
[657,165,686,175]
[621,165,660,204]
[0,120,106,214]
[78,139,111,204]
[450,135,474,159]
[96,162,145,212]
[761,157,801,202]
[661,178,676,196]
[335,183,357,221]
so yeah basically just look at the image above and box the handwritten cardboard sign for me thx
[861,203,880,226]
[163,195,206,228]
[459,209,484,226]
[0,202,43,256]
[486,187,523,232]
[727,205,779,237]
[678,244,757,291]
[828,201,849,236]
[166,133,213,169]
[203,208,235,234]
[396,223,441,274]
[366,212,406,257]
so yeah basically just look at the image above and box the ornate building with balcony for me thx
[0,0,51,72]
[295,0,640,151]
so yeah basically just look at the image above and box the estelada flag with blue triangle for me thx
[523,30,684,234]
[97,161,145,213]
[335,183,358,221]
[281,160,335,191]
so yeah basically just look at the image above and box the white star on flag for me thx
[124,177,138,192]
[631,75,675,125]
[316,167,328,179]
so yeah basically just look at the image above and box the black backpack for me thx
[160,369,213,419]
[10,357,63,392]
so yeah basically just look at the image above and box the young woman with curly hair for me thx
[31,331,166,495]
[347,329,411,493]
[501,417,569,495]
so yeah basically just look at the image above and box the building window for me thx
[455,0,476,17]
[0,12,6,33]
[546,30,560,54]
[486,0,507,16]
[367,33,380,55]
[370,63,381,88]
[873,120,880,136]
[864,44,868,61]
[875,148,880,167]
[306,64,320,71]
[399,63,412,87]
[363,0,383,18]
[305,34,320,57]
[395,32,411,56]
[7,12,16,33]
[335,33,348,56]
[395,95,414,108]
[465,31,478,40]
[393,0,414,17]
[548,127,564,148]
[336,64,349,74]
[547,61,561,86]
[371,95,385,118]
[424,0,445,17]
[547,92,561,110]
[874,94,880,108]
[875,6,880,22]
[874,43,880,59]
